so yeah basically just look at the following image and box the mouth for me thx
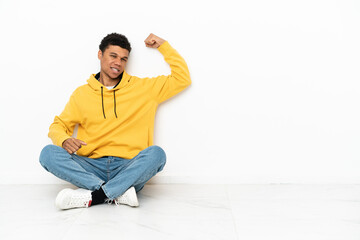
[111,67,120,74]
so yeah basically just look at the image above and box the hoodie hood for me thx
[87,70,132,91]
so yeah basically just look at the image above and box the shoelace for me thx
[103,197,127,205]
[115,199,123,206]
[104,199,114,205]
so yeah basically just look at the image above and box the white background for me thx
[0,0,359,184]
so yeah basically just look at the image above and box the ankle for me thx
[91,187,107,206]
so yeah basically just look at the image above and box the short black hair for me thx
[99,33,131,53]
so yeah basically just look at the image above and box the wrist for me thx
[157,39,166,47]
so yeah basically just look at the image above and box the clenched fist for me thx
[62,138,87,154]
[144,33,166,48]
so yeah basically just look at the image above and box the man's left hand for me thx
[144,33,166,48]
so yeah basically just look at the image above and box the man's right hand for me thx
[62,138,87,154]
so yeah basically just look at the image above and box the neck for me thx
[99,73,121,87]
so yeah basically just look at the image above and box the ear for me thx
[98,50,102,60]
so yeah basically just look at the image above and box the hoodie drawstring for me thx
[113,91,118,118]
[101,86,106,119]
[101,86,118,119]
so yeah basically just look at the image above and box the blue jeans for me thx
[39,145,166,200]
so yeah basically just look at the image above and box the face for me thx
[98,45,129,80]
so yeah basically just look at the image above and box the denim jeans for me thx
[39,145,166,200]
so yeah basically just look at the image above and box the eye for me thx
[122,58,128,62]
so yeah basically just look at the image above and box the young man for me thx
[39,33,191,210]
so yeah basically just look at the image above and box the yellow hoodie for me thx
[48,41,191,159]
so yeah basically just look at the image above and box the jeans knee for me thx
[148,145,167,167]
[39,144,59,168]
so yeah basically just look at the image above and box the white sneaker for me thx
[55,188,92,210]
[114,187,139,207]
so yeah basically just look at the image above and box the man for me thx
[39,33,191,210]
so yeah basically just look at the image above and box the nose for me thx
[114,58,121,66]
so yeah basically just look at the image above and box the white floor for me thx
[1,184,360,240]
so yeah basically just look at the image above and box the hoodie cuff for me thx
[55,135,71,147]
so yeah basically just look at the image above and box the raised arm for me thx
[144,33,191,103]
